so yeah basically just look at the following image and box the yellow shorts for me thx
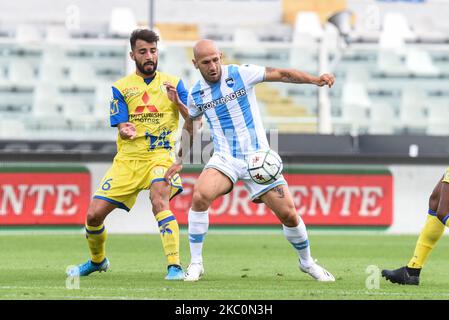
[443,167,449,183]
[93,155,183,211]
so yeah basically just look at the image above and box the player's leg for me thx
[436,178,449,227]
[259,184,335,282]
[184,168,234,281]
[150,179,183,280]
[68,159,137,277]
[67,198,116,276]
[408,178,447,269]
[382,176,446,285]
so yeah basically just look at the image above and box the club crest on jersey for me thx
[225,77,235,88]
[110,99,119,115]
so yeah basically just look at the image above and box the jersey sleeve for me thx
[110,86,128,127]
[187,92,203,119]
[176,79,188,105]
[238,64,266,87]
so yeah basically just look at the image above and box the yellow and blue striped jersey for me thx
[110,72,188,160]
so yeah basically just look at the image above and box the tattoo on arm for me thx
[272,186,285,198]
[265,67,315,84]
[279,70,298,83]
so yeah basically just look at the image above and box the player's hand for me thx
[119,122,137,140]
[315,74,335,88]
[164,163,183,183]
[164,81,182,105]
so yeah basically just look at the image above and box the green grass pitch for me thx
[0,231,448,300]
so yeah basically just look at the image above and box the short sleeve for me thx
[110,86,129,127]
[187,93,203,119]
[176,79,188,105]
[238,64,266,87]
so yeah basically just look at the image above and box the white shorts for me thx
[204,152,287,202]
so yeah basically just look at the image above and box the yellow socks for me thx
[155,210,180,266]
[407,213,445,269]
[85,224,108,264]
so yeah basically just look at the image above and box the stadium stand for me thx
[0,0,449,139]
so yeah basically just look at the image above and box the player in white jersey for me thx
[165,39,336,282]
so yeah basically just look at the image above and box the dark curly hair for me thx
[130,29,159,50]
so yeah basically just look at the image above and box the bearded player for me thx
[67,29,188,280]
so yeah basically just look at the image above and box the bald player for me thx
[165,39,336,282]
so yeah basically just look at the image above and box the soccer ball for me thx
[247,149,283,185]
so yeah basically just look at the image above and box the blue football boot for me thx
[67,258,110,277]
[165,264,184,280]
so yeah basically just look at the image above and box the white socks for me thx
[283,219,314,268]
[188,209,209,264]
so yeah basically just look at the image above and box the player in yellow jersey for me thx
[382,169,449,285]
[67,29,189,280]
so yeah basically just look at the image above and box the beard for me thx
[136,60,158,76]
[201,69,221,83]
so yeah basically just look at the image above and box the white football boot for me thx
[300,260,335,282]
[184,262,204,282]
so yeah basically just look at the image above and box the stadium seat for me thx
[8,59,36,86]
[339,82,371,134]
[30,84,66,131]
[45,25,70,43]
[93,83,113,124]
[233,27,259,44]
[62,96,97,129]
[413,17,447,43]
[405,48,440,77]
[399,89,428,133]
[15,24,42,43]
[368,103,397,135]
[293,11,324,44]
[381,12,416,43]
[289,48,317,73]
[426,102,449,135]
[39,61,66,83]
[108,7,137,37]
[69,61,97,86]
[377,50,408,76]
[290,12,323,72]
[32,85,61,117]
[0,66,8,85]
[0,119,25,138]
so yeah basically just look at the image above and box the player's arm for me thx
[264,67,335,88]
[117,122,137,140]
[164,80,189,119]
[164,117,201,181]
[110,86,136,139]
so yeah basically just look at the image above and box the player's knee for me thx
[86,209,104,227]
[192,190,211,211]
[86,200,111,226]
[429,192,439,210]
[282,213,299,227]
[276,206,298,227]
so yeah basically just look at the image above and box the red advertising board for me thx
[0,166,90,225]
[171,169,393,226]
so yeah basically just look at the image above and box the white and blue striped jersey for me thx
[187,64,269,158]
